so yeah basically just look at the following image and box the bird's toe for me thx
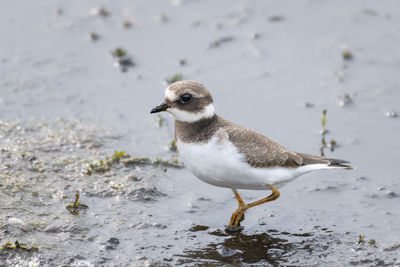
[225,225,244,233]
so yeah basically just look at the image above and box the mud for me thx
[1,0,400,266]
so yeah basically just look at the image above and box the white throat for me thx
[167,103,215,123]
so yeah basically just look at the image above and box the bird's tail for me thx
[326,158,354,170]
[298,153,354,170]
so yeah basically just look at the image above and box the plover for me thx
[151,80,353,232]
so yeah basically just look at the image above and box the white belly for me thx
[177,133,327,190]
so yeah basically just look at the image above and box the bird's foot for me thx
[226,210,246,233]
[225,224,243,233]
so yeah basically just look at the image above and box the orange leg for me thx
[226,185,280,232]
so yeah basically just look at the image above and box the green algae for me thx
[156,115,165,127]
[320,109,337,156]
[154,157,181,168]
[85,150,183,175]
[111,48,134,72]
[169,139,177,152]
[165,73,183,85]
[342,50,353,60]
[0,241,38,252]
[66,191,89,215]
[112,48,127,58]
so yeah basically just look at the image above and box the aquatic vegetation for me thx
[85,150,183,175]
[209,36,234,48]
[358,234,376,246]
[154,157,181,168]
[126,156,182,168]
[110,150,128,163]
[122,157,152,166]
[86,150,129,174]
[342,50,353,60]
[165,73,184,85]
[329,140,337,151]
[156,115,165,127]
[86,160,109,175]
[112,48,127,58]
[0,241,38,252]
[111,48,135,72]
[321,109,328,134]
[170,139,177,152]
[66,191,89,215]
[320,109,338,156]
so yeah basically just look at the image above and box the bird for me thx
[150,80,353,232]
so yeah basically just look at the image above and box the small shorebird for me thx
[151,80,353,232]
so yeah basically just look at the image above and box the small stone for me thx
[107,237,120,245]
[363,9,378,16]
[383,243,400,251]
[269,15,284,22]
[127,175,141,181]
[385,110,398,118]
[248,32,260,39]
[8,217,24,225]
[90,7,111,17]
[90,32,100,41]
[178,59,187,66]
[189,225,209,232]
[339,94,353,107]
[157,13,168,23]
[122,21,132,29]
[152,223,167,229]
[385,191,398,198]
[335,71,345,82]
[304,102,314,108]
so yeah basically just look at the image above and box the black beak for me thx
[150,102,169,113]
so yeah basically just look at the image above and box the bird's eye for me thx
[181,93,192,103]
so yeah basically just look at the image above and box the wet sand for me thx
[1,0,400,265]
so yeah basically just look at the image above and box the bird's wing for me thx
[216,116,353,169]
[220,122,303,168]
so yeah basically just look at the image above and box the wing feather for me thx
[219,119,303,168]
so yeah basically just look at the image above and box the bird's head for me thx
[151,80,215,123]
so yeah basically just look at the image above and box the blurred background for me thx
[1,0,399,265]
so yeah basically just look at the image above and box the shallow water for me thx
[1,0,400,266]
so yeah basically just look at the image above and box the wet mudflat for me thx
[1,0,400,266]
